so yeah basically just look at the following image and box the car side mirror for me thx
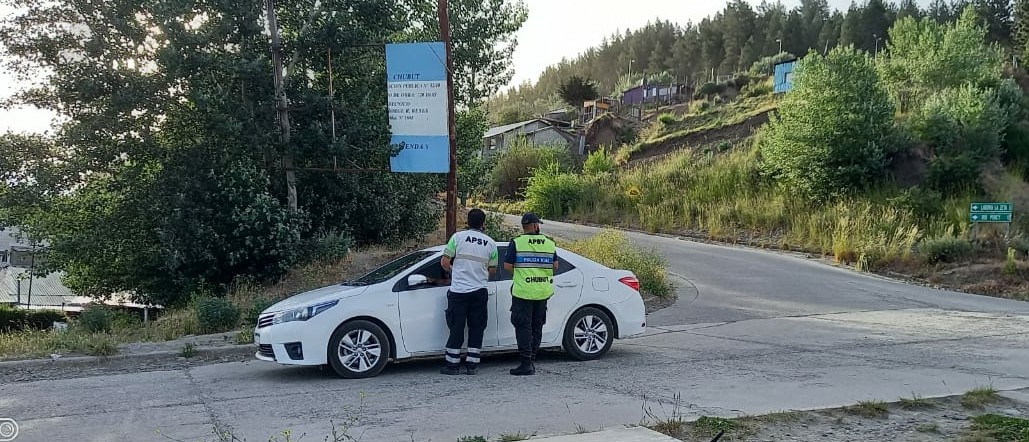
[408,274,428,287]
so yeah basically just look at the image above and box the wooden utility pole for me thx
[265,0,298,212]
[438,0,458,238]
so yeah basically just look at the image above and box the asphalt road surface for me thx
[3,217,1028,442]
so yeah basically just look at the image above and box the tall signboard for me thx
[385,42,450,173]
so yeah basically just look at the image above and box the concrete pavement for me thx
[1,217,1027,442]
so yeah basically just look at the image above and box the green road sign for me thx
[970,202,1012,213]
[970,213,1013,222]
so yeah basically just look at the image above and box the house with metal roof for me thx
[482,117,579,159]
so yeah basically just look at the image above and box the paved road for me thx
[3,217,1029,442]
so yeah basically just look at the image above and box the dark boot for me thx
[440,362,461,375]
[509,357,534,376]
[463,362,478,375]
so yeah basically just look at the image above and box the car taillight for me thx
[619,276,640,292]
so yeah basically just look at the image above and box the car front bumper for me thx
[253,320,331,366]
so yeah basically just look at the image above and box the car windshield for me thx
[342,250,435,286]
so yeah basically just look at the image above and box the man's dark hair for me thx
[467,209,486,230]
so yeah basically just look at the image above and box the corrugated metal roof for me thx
[483,119,540,139]
[0,267,91,307]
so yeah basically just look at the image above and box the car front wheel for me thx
[327,320,391,379]
[562,307,614,361]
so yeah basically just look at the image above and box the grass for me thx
[969,414,1029,441]
[496,432,533,441]
[917,422,941,433]
[847,400,889,418]
[963,386,1002,409]
[179,343,197,358]
[899,393,934,410]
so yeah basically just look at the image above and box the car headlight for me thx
[273,299,339,324]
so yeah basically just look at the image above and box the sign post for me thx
[969,202,1014,242]
[383,1,458,238]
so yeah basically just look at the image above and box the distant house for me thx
[482,118,578,158]
[542,108,572,122]
[0,226,159,313]
[581,98,618,125]
[774,58,798,93]
[621,83,687,106]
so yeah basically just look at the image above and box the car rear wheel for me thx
[327,320,390,379]
[562,307,614,361]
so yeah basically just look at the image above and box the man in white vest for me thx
[439,209,498,375]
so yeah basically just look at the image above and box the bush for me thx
[491,139,575,199]
[749,52,796,76]
[732,74,750,89]
[657,113,677,125]
[1003,121,1029,167]
[195,297,241,333]
[759,46,896,200]
[695,82,717,98]
[77,305,116,333]
[483,211,521,243]
[583,146,617,176]
[563,230,673,298]
[523,163,589,219]
[925,153,982,193]
[299,229,352,264]
[742,82,773,97]
[918,236,973,264]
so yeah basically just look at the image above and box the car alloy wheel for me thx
[562,307,614,361]
[574,314,609,354]
[327,320,391,378]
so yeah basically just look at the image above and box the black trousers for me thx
[510,296,548,360]
[444,288,488,367]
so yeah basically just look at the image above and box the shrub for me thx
[77,305,116,333]
[749,52,796,76]
[918,236,973,264]
[299,229,352,264]
[742,82,773,97]
[491,139,574,199]
[696,82,717,98]
[195,297,241,333]
[563,230,672,298]
[759,46,896,200]
[657,113,676,125]
[925,153,982,193]
[1003,121,1029,167]
[732,74,750,89]
[583,146,617,176]
[483,211,521,243]
[523,163,588,219]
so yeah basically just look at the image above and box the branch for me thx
[282,0,324,89]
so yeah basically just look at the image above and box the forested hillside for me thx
[489,0,1018,123]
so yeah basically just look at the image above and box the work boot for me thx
[464,363,478,375]
[509,358,534,376]
[440,364,461,375]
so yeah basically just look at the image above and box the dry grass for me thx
[963,386,1002,409]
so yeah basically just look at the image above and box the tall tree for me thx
[1014,0,1029,56]
[974,0,1014,46]
[557,75,599,108]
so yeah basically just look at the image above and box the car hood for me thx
[263,284,368,313]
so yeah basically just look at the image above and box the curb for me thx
[0,344,255,369]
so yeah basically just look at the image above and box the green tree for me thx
[1014,0,1029,56]
[759,45,897,200]
[877,8,1005,113]
[557,75,599,108]
[0,0,525,305]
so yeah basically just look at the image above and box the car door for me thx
[496,246,584,347]
[396,257,500,354]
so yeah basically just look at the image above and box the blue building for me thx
[773,59,798,93]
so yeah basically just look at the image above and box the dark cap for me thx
[520,213,542,225]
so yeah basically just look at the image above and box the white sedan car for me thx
[252,243,647,378]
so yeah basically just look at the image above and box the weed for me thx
[916,422,940,433]
[970,414,1029,441]
[963,386,1002,409]
[180,343,197,358]
[195,297,241,334]
[751,410,802,424]
[496,432,532,442]
[847,400,889,418]
[85,333,118,356]
[642,393,688,438]
[236,329,254,345]
[1005,247,1018,275]
[574,424,588,434]
[457,437,488,442]
[899,393,934,410]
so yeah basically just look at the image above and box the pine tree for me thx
[1013,0,1029,56]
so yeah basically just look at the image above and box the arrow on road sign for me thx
[971,215,979,220]
[972,205,980,211]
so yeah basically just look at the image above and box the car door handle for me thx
[556,282,577,288]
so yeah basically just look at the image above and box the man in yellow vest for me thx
[503,213,558,376]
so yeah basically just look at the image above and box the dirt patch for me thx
[647,390,1029,442]
[627,109,771,166]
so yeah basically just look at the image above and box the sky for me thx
[0,0,927,134]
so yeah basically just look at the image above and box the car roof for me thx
[417,244,602,269]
